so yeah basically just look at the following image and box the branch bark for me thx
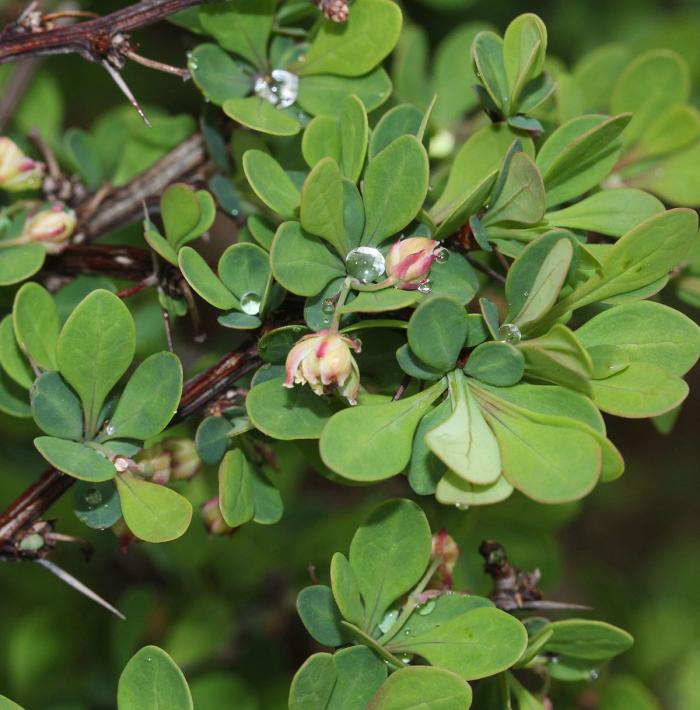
[0,0,207,65]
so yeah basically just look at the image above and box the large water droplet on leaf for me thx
[345,246,385,283]
[499,323,522,344]
[417,278,433,294]
[240,291,261,315]
[254,69,299,109]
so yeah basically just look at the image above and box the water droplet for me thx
[240,291,261,315]
[435,248,450,263]
[85,487,103,507]
[417,278,432,295]
[254,69,299,108]
[590,670,599,681]
[550,656,559,665]
[105,424,115,436]
[146,656,152,663]
[499,323,522,344]
[397,653,412,665]
[417,599,436,616]
[378,609,399,634]
[321,298,335,314]
[454,502,469,511]
[345,246,385,283]
[403,629,411,636]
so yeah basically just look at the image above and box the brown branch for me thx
[0,342,262,559]
[0,0,208,65]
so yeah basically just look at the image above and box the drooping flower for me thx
[386,236,440,289]
[0,137,43,192]
[284,330,361,404]
[22,203,76,249]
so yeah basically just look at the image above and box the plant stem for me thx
[329,276,352,332]
[340,621,404,669]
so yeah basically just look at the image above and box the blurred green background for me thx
[1,0,700,707]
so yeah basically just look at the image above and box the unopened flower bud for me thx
[284,329,361,405]
[386,237,440,290]
[430,529,460,590]
[135,444,172,485]
[315,0,349,23]
[135,438,202,484]
[201,497,234,536]
[0,137,43,192]
[23,204,76,248]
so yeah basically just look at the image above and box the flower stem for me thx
[329,276,352,332]
[340,621,404,669]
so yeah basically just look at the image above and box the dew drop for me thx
[84,487,103,507]
[254,69,299,108]
[499,323,522,344]
[345,246,385,283]
[454,502,469,511]
[378,609,399,634]
[417,599,436,616]
[105,424,116,436]
[416,278,433,295]
[321,298,336,314]
[435,247,450,263]
[398,653,412,665]
[590,670,600,681]
[240,291,261,315]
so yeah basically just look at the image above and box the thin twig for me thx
[466,255,507,284]
[125,49,189,79]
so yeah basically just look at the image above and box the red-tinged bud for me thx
[430,529,460,590]
[112,518,136,553]
[315,0,348,23]
[284,329,361,405]
[0,137,43,192]
[385,237,440,290]
[201,497,234,536]
[135,445,172,485]
[166,438,201,481]
[23,204,76,249]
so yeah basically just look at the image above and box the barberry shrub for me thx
[0,1,699,708]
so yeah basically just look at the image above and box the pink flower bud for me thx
[23,204,76,248]
[201,497,234,536]
[0,137,43,192]
[430,529,460,590]
[284,330,361,405]
[385,237,440,289]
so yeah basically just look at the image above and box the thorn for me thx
[102,60,152,128]
[35,557,126,620]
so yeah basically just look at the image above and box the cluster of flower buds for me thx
[314,0,349,23]
[201,497,235,536]
[0,137,43,192]
[385,236,441,290]
[429,529,460,590]
[135,438,201,485]
[21,203,77,251]
[284,330,361,405]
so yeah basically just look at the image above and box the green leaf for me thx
[588,362,688,418]
[195,416,233,465]
[73,480,122,530]
[635,105,700,160]
[115,472,192,543]
[178,247,238,310]
[106,353,182,441]
[247,214,276,250]
[296,0,402,77]
[0,315,33,389]
[297,68,392,117]
[30,371,83,440]
[198,0,275,69]
[56,290,135,435]
[218,311,262,332]
[436,472,514,507]
[340,95,369,182]
[297,585,347,647]
[340,288,418,314]
[506,232,574,328]
[576,301,700,376]
[362,135,429,246]
[536,114,630,207]
[319,382,446,482]
[300,158,347,256]
[188,43,250,106]
[387,606,528,681]
[471,382,602,503]
[218,242,271,304]
[259,325,312,364]
[0,244,45,286]
[407,398,450,494]
[348,499,432,632]
[472,31,509,114]
[218,449,255,527]
[369,104,423,159]
[534,619,633,660]
[302,115,341,169]
[34,437,116,482]
[464,341,524,387]
[408,296,467,372]
[611,49,689,148]
[161,183,201,247]
[270,221,345,297]
[426,371,501,485]
[243,150,300,219]
[555,209,698,315]
[482,152,545,226]
[13,282,59,371]
[117,645,193,710]
[330,552,365,627]
[503,13,547,108]
[223,97,301,137]
[144,228,178,265]
[367,666,473,709]
[396,344,443,382]
[572,44,631,112]
[545,189,664,237]
[288,654,335,709]
[249,465,283,525]
[246,377,338,440]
